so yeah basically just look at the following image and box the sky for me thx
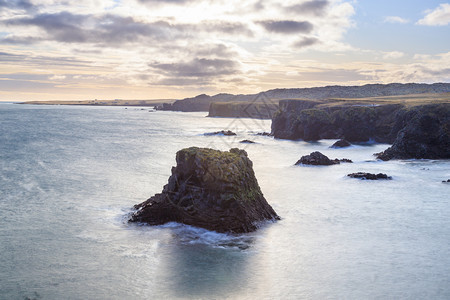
[0,0,449,101]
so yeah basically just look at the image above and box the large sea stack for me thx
[129,147,279,233]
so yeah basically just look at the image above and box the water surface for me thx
[0,103,449,299]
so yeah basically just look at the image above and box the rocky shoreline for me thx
[272,102,450,160]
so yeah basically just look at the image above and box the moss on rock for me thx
[129,147,279,233]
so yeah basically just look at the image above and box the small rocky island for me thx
[204,130,237,136]
[347,172,392,180]
[295,151,352,165]
[129,147,279,233]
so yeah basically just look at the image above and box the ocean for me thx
[0,103,449,299]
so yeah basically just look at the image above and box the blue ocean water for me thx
[0,103,449,299]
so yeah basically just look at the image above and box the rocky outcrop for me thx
[240,140,256,144]
[272,100,450,160]
[376,104,450,160]
[295,151,352,165]
[331,139,351,148]
[208,102,278,119]
[272,101,402,142]
[129,147,279,233]
[256,132,272,136]
[347,172,392,180]
[204,130,237,136]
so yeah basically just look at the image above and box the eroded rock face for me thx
[376,104,450,160]
[295,151,352,165]
[129,147,279,233]
[272,102,403,142]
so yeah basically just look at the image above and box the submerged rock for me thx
[256,132,272,136]
[347,172,392,180]
[330,139,351,148]
[240,139,256,144]
[129,147,279,233]
[295,151,353,166]
[205,130,237,136]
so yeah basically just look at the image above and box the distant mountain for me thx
[157,83,450,112]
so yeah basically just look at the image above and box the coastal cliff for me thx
[208,102,278,119]
[376,104,450,160]
[158,93,236,112]
[271,100,402,142]
[129,147,279,233]
[271,100,450,160]
[158,83,450,113]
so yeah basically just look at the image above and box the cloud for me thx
[149,58,239,78]
[383,51,404,59]
[0,0,34,11]
[0,51,93,67]
[384,16,409,24]
[9,0,439,99]
[137,0,192,4]
[4,13,183,45]
[358,51,450,83]
[417,3,450,26]
[258,20,313,34]
[293,37,320,49]
[3,12,253,46]
[200,21,253,37]
[296,68,372,82]
[49,75,67,80]
[192,44,239,59]
[284,0,329,16]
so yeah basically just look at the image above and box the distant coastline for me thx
[18,99,176,107]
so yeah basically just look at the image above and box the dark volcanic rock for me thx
[256,132,272,136]
[296,151,336,165]
[337,158,353,163]
[240,139,256,144]
[347,172,392,180]
[205,130,237,136]
[208,102,278,119]
[273,100,450,160]
[129,147,279,233]
[443,179,450,183]
[295,151,352,165]
[272,101,402,142]
[376,104,450,160]
[331,139,351,148]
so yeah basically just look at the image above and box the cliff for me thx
[271,98,450,160]
[376,104,450,160]
[158,83,450,113]
[129,147,279,233]
[208,102,278,119]
[271,100,402,142]
[158,93,237,112]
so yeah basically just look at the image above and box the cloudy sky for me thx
[0,0,449,100]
